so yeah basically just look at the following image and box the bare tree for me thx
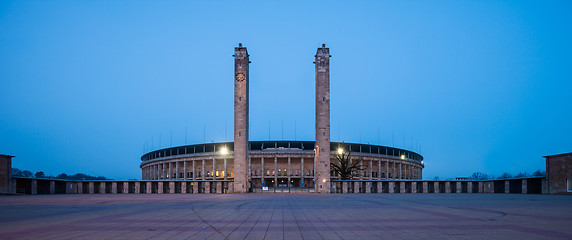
[330,149,364,180]
[470,172,490,180]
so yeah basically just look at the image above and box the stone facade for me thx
[545,152,572,194]
[0,154,13,193]
[234,43,249,193]
[315,44,331,194]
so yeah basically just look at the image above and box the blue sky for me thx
[1,1,570,180]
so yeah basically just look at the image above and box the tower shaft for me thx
[234,43,249,193]
[315,44,331,194]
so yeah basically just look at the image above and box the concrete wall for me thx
[10,177,547,195]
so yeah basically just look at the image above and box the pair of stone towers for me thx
[233,43,331,194]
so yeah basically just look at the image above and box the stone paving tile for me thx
[1,194,572,239]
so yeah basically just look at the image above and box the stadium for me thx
[140,140,424,192]
[139,43,424,193]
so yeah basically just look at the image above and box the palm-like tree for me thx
[330,149,364,180]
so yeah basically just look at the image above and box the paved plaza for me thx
[0,194,571,239]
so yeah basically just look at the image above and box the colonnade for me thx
[141,155,423,183]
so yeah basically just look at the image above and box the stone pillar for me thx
[505,180,510,193]
[111,182,117,194]
[135,182,140,194]
[205,182,211,194]
[89,182,94,194]
[66,182,73,194]
[385,161,389,179]
[274,157,278,188]
[467,182,473,193]
[228,182,234,193]
[377,182,382,193]
[288,157,291,188]
[100,182,106,194]
[184,161,187,180]
[31,180,37,195]
[342,181,348,193]
[212,158,216,179]
[389,182,395,193]
[300,158,304,187]
[169,182,175,193]
[202,160,205,180]
[233,43,250,193]
[224,158,228,180]
[50,181,55,194]
[261,157,265,182]
[484,181,494,193]
[423,182,428,193]
[456,182,462,193]
[217,182,222,193]
[192,161,196,180]
[123,182,129,194]
[366,182,371,193]
[445,182,451,193]
[412,182,417,193]
[193,182,198,194]
[522,179,527,194]
[434,182,439,193]
[146,182,152,194]
[314,44,331,194]
[354,182,360,193]
[400,181,405,193]
[158,182,163,194]
[378,160,381,180]
[181,182,187,194]
[175,161,179,179]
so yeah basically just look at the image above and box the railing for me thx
[252,187,315,193]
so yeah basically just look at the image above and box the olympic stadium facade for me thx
[140,44,424,193]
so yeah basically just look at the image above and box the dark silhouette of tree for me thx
[21,170,33,177]
[56,173,68,179]
[515,172,529,178]
[34,171,46,178]
[11,168,22,176]
[532,170,546,177]
[330,148,364,180]
[470,172,490,180]
[498,172,512,179]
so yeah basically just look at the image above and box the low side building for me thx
[545,152,572,194]
[0,154,14,194]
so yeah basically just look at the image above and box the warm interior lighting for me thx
[220,146,229,155]
[337,148,343,154]
[401,155,405,159]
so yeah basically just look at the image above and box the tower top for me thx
[234,43,248,57]
[316,44,329,57]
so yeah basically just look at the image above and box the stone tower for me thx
[234,43,249,193]
[314,44,331,194]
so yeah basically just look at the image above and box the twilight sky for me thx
[1,1,570,180]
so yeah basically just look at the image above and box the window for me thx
[568,179,572,192]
